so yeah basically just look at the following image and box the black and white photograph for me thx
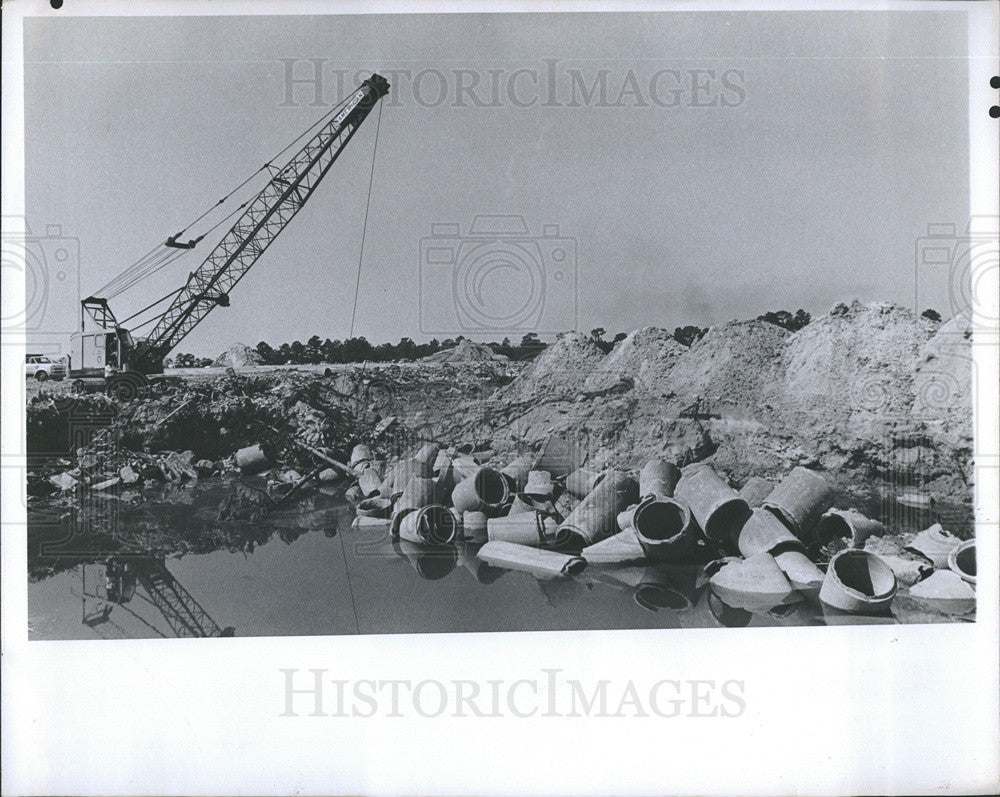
[3,1,998,794]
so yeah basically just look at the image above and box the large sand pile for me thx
[780,301,936,434]
[583,326,687,394]
[913,313,974,460]
[466,300,971,500]
[498,331,605,402]
[665,320,790,412]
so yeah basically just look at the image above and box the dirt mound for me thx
[422,338,506,365]
[780,301,936,432]
[664,320,790,411]
[212,343,264,368]
[583,327,686,394]
[497,331,605,402]
[913,313,974,467]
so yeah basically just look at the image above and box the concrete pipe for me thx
[477,540,587,578]
[356,497,392,519]
[581,529,646,565]
[451,455,481,481]
[818,508,885,548]
[487,512,559,547]
[555,472,639,548]
[462,511,489,543]
[947,539,976,585]
[391,457,433,495]
[398,504,460,546]
[396,475,443,514]
[432,449,452,475]
[236,443,270,474]
[500,455,533,493]
[738,476,774,509]
[819,549,898,614]
[413,443,440,472]
[674,465,751,543]
[762,467,835,542]
[451,467,510,514]
[737,508,801,557]
[565,468,606,500]
[631,496,697,563]
[358,468,383,498]
[349,443,373,471]
[639,459,681,499]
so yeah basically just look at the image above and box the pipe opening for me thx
[423,505,459,545]
[832,550,894,597]
[635,585,690,611]
[705,499,752,542]
[555,529,585,550]
[564,559,587,576]
[818,514,851,544]
[475,469,508,504]
[954,544,976,577]
[635,501,686,542]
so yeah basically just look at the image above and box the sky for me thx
[24,10,970,356]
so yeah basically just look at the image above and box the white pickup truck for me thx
[25,354,67,381]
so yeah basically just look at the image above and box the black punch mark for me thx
[990,76,1000,90]
[50,0,63,8]
[990,107,1000,119]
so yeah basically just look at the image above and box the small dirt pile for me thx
[212,343,264,368]
[422,339,507,365]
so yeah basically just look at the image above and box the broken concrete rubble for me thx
[906,524,962,569]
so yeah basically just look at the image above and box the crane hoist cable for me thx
[349,99,383,339]
[95,91,358,299]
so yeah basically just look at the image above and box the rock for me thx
[119,464,140,484]
[318,468,339,483]
[283,470,303,483]
[194,459,216,476]
[91,476,121,491]
[48,472,78,491]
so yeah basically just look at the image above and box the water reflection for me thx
[75,557,235,638]
[26,476,976,639]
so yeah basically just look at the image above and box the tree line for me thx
[168,309,831,368]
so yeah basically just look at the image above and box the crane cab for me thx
[68,327,137,378]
